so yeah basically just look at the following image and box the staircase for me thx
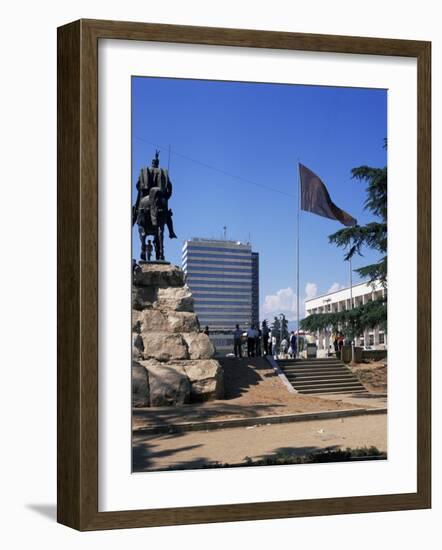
[277,358,367,395]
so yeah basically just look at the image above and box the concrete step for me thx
[278,358,341,363]
[313,389,368,396]
[284,370,356,378]
[280,361,346,366]
[297,385,366,394]
[289,378,360,389]
[280,361,346,367]
[288,373,359,380]
[282,369,350,376]
[292,380,363,389]
[277,358,367,395]
[288,381,361,388]
[281,365,348,371]
[280,361,342,368]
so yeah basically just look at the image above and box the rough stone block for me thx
[132,285,155,310]
[132,361,150,407]
[182,332,215,359]
[155,286,194,312]
[133,263,185,288]
[132,310,143,333]
[142,361,190,406]
[139,309,169,332]
[166,311,200,333]
[141,332,189,362]
[182,359,224,401]
[132,333,144,359]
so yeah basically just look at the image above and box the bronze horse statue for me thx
[132,151,177,261]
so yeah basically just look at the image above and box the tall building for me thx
[182,238,259,354]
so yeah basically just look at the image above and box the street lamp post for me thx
[279,313,285,359]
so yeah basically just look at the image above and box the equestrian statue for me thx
[132,150,177,261]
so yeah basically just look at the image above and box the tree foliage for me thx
[328,163,387,287]
[271,315,289,342]
[300,297,387,339]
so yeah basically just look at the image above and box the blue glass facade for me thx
[182,238,259,333]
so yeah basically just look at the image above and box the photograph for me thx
[130,75,388,472]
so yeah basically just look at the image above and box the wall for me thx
[0,1,440,548]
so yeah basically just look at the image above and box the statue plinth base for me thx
[132,263,225,407]
[138,260,171,266]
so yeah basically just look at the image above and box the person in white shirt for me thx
[271,334,278,357]
[280,337,288,357]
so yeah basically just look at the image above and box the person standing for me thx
[204,325,210,336]
[280,337,288,357]
[271,333,278,358]
[233,324,242,358]
[247,325,256,357]
[333,335,339,357]
[338,334,344,358]
[262,321,270,355]
[290,331,297,359]
[256,326,262,357]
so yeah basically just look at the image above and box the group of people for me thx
[232,323,298,359]
[233,324,264,358]
[279,331,298,359]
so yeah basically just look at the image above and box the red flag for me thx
[299,163,357,227]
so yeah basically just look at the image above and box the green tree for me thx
[271,316,281,344]
[270,315,290,343]
[300,299,387,340]
[328,152,387,286]
[280,315,289,341]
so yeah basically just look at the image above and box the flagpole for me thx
[297,162,301,359]
[349,254,353,308]
[349,245,355,363]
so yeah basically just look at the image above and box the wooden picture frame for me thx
[57,19,431,530]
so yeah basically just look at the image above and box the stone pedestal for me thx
[132,263,224,407]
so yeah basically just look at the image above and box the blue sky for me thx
[132,77,387,321]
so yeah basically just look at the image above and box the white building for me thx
[304,280,387,350]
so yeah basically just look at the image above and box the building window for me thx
[379,332,385,344]
[369,334,374,345]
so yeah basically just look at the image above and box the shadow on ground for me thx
[218,357,275,399]
[133,401,285,426]
[132,430,204,471]
[132,441,345,473]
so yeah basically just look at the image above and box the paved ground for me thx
[317,393,387,409]
[133,413,387,471]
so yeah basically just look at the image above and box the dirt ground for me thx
[216,357,368,415]
[133,357,385,430]
[349,360,387,393]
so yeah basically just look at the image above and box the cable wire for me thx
[134,135,296,198]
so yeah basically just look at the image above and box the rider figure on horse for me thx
[132,150,177,261]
